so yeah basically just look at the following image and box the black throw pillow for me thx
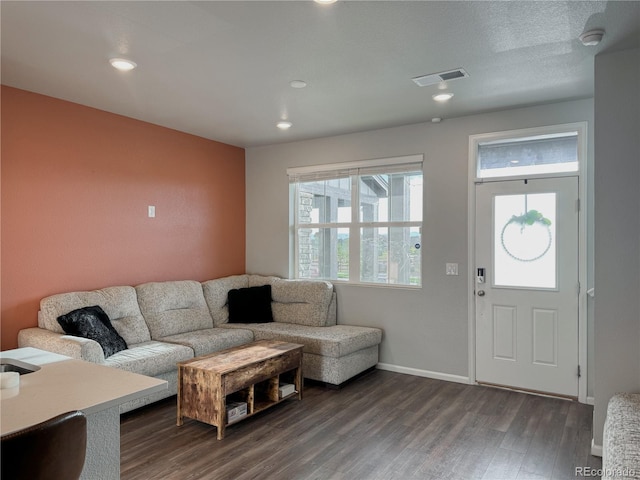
[227,285,274,324]
[57,305,127,358]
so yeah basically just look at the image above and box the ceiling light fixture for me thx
[314,0,338,4]
[289,80,307,89]
[277,121,292,130]
[432,92,454,102]
[109,58,137,71]
[579,29,605,46]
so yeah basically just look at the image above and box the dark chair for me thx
[1,410,87,480]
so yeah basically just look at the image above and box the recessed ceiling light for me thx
[432,92,454,102]
[579,29,605,46]
[277,121,292,130]
[289,80,307,89]
[109,58,137,71]
[314,0,338,4]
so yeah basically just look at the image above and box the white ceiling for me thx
[2,1,639,148]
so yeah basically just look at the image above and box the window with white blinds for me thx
[288,155,423,287]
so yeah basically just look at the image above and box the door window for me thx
[493,192,557,289]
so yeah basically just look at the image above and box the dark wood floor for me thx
[120,370,601,480]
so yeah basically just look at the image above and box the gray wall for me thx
[246,98,593,384]
[593,47,640,446]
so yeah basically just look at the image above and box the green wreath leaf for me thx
[509,209,552,227]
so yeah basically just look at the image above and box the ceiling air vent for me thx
[412,68,469,87]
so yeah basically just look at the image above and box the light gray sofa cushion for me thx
[252,277,334,327]
[39,286,151,345]
[136,280,213,339]
[603,393,640,480]
[202,275,249,325]
[159,327,254,357]
[104,340,193,377]
[221,323,381,358]
[272,280,334,327]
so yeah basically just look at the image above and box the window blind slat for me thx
[288,169,354,184]
[357,162,422,177]
[287,154,423,183]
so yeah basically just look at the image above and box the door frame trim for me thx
[467,122,588,403]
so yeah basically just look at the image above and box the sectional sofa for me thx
[18,275,382,413]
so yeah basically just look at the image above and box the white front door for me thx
[475,177,579,397]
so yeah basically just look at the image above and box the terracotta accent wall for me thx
[1,86,246,350]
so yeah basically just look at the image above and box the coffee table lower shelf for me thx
[176,340,303,440]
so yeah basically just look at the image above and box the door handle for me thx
[477,290,485,296]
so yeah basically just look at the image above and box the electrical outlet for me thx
[446,263,459,276]
[148,205,156,218]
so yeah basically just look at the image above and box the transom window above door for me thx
[472,123,586,180]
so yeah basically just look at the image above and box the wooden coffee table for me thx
[177,340,303,439]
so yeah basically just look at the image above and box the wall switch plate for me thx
[148,205,156,218]
[446,263,459,275]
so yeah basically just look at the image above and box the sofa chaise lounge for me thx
[18,275,382,412]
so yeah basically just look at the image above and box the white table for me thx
[1,347,167,480]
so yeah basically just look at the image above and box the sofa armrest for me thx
[18,328,106,363]
[603,393,640,480]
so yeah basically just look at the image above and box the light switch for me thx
[446,263,459,275]
[148,205,156,218]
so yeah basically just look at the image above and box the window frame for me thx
[288,154,424,288]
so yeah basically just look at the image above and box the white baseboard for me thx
[586,396,595,405]
[591,438,603,457]
[376,363,470,385]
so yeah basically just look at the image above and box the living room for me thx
[1,2,639,479]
